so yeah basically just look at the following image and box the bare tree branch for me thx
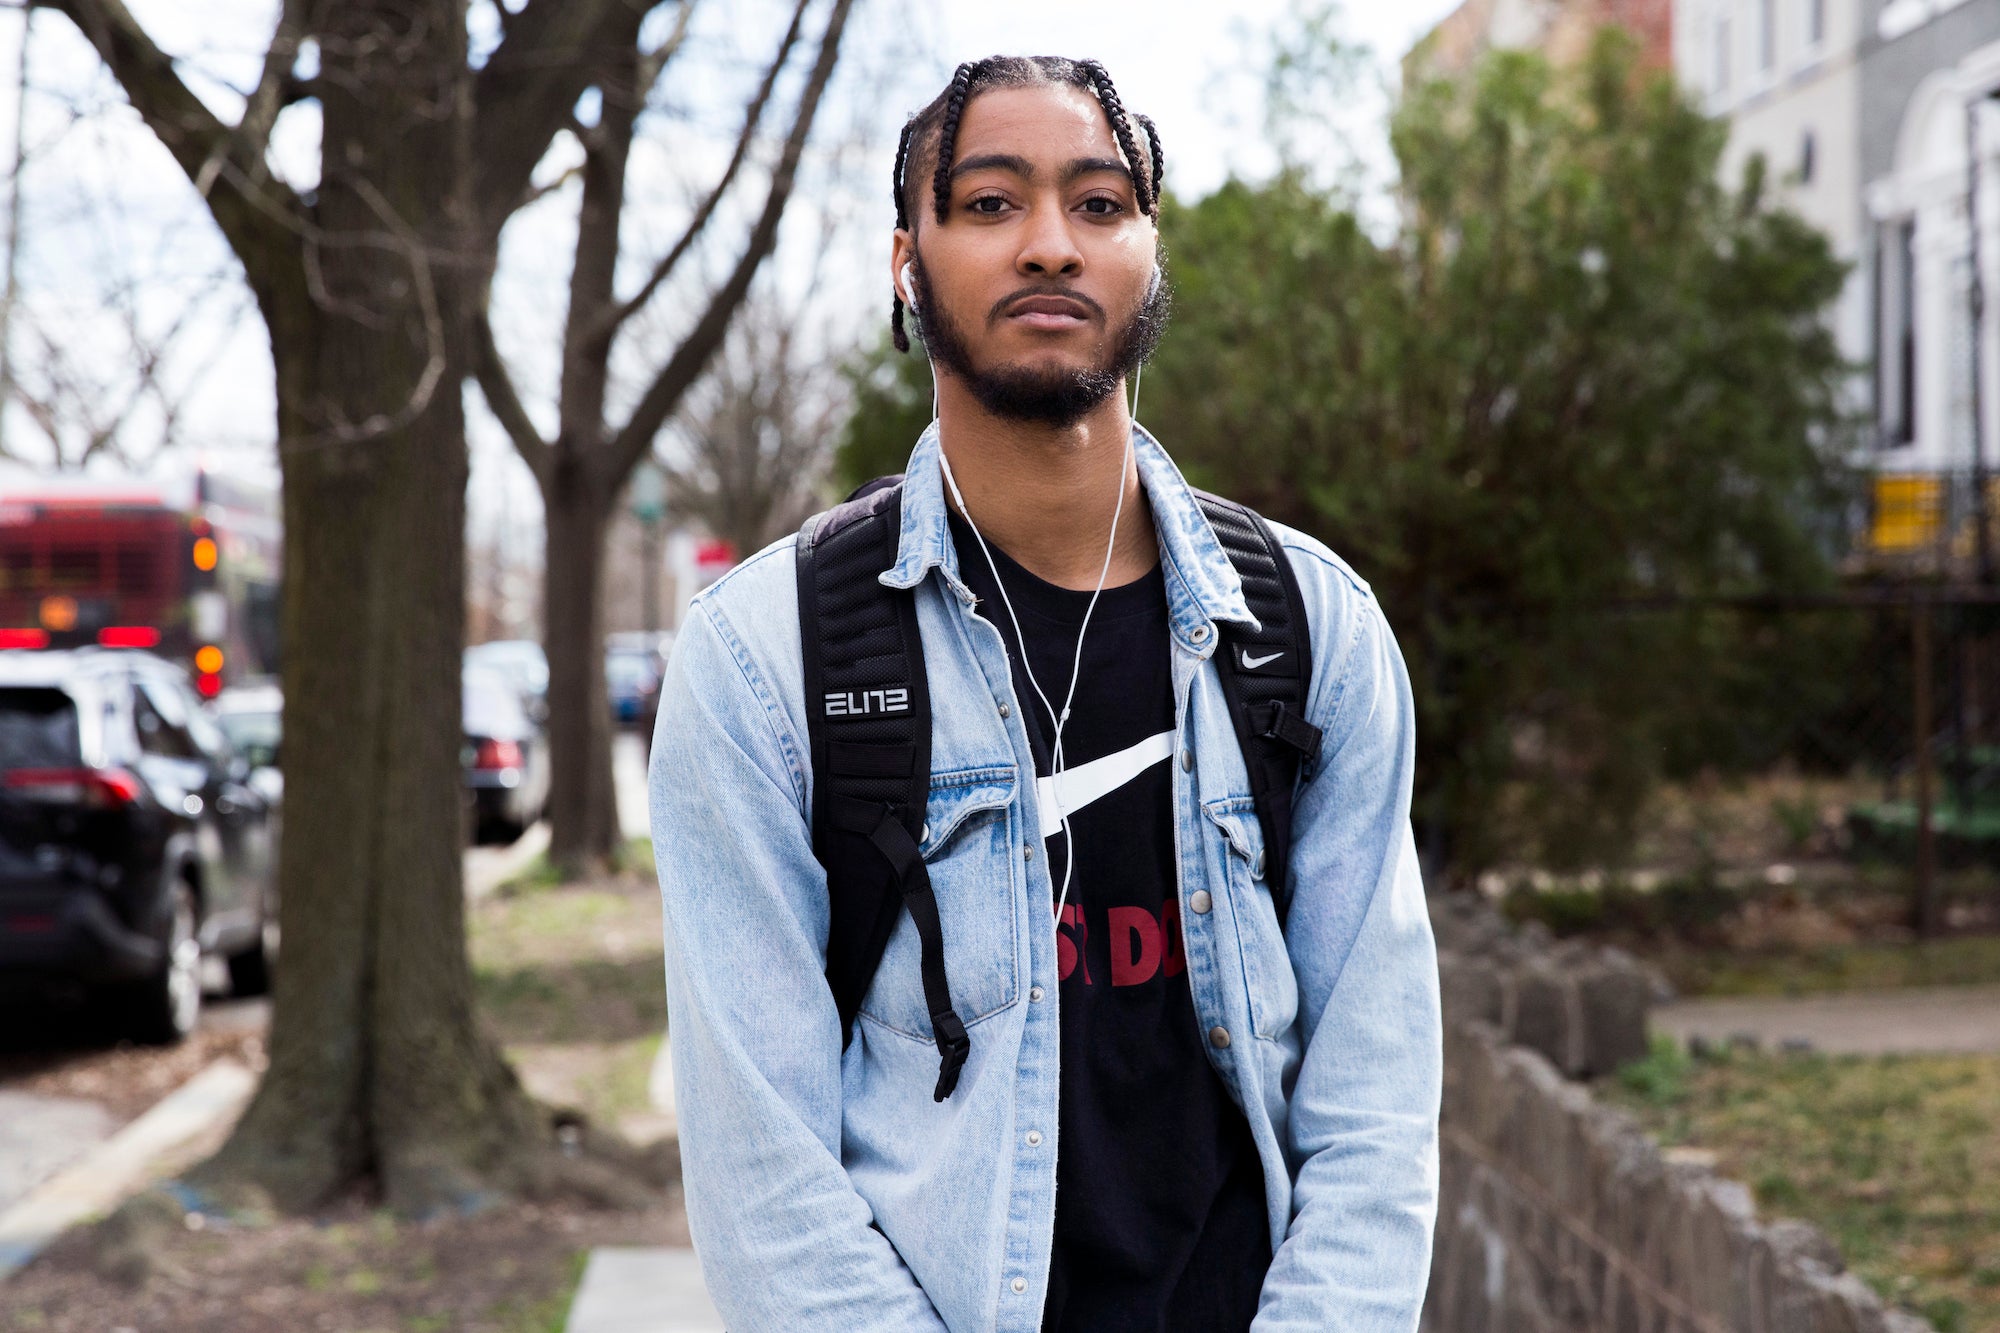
[554,0,644,452]
[636,0,699,95]
[41,0,304,302]
[581,0,808,356]
[516,159,584,212]
[470,0,652,233]
[473,306,553,484]
[230,0,309,193]
[605,0,853,484]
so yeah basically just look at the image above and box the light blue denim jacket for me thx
[649,423,1441,1332]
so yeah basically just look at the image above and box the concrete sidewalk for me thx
[565,1246,721,1333]
[1654,983,2000,1055]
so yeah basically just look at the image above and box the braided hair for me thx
[890,56,1164,353]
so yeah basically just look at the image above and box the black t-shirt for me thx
[947,512,1270,1333]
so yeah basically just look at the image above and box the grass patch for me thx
[475,954,665,1044]
[489,1248,592,1333]
[496,837,654,898]
[469,863,666,1056]
[1664,935,2000,998]
[1603,1046,2000,1331]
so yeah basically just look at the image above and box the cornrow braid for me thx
[931,60,982,225]
[890,119,916,352]
[886,56,1166,352]
[1135,113,1164,212]
[1079,60,1153,216]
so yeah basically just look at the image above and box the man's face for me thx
[893,84,1167,427]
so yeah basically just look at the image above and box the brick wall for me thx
[1422,900,1933,1333]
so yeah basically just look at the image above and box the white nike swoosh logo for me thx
[1241,649,1284,670]
[1036,730,1176,840]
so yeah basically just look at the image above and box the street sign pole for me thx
[630,462,666,635]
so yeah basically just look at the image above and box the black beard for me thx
[909,255,1170,428]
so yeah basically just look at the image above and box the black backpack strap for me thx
[1196,493,1323,927]
[795,479,969,1101]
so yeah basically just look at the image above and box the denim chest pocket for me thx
[1201,796,1298,1040]
[857,767,1020,1044]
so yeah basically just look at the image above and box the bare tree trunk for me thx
[50,0,651,1216]
[543,468,621,873]
[192,0,542,1213]
[473,0,854,876]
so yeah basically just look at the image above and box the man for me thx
[650,55,1441,1332]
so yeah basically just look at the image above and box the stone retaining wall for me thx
[1421,899,1931,1333]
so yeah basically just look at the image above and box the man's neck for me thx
[935,376,1158,592]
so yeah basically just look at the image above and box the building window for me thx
[1877,220,1918,447]
[1805,0,1825,46]
[1799,129,1816,183]
[1757,0,1777,73]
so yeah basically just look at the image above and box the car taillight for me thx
[0,628,49,650]
[2,767,143,808]
[473,739,523,771]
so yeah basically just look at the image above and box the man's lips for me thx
[1001,294,1094,330]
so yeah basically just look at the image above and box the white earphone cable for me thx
[939,435,1133,925]
[909,255,1144,921]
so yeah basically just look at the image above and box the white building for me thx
[1681,0,2000,561]
[1675,0,1871,393]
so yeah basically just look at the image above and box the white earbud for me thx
[900,261,920,311]
[1145,262,1162,304]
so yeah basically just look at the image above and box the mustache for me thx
[986,283,1106,326]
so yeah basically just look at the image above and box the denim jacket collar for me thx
[880,420,1260,640]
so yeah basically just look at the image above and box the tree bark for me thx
[191,0,551,1214]
[543,467,622,874]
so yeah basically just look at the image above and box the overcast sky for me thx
[0,0,1462,531]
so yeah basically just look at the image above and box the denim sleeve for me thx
[1254,576,1442,1331]
[650,600,948,1331]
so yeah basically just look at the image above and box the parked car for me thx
[606,649,661,727]
[462,662,550,844]
[211,681,285,808]
[465,639,549,722]
[0,649,278,1042]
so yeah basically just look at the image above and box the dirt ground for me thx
[1,1190,691,1333]
[0,1018,268,1129]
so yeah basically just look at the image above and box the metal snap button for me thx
[921,824,930,844]
[1029,986,1045,1002]
[1025,1130,1043,1147]
[1179,748,1194,772]
[1252,849,1266,879]
[1189,889,1213,915]
[1208,1025,1231,1049]
[1024,844,1034,861]
[1011,1277,1028,1294]
[999,702,1012,718]
[1191,625,1210,644]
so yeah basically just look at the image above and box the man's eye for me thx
[1080,196,1124,216]
[967,195,1008,215]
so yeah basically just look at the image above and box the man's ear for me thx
[890,229,917,307]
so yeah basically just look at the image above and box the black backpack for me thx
[794,477,1322,1101]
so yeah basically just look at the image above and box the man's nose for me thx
[1016,201,1083,279]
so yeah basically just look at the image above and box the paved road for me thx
[1654,984,2000,1056]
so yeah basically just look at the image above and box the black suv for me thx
[0,649,277,1042]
